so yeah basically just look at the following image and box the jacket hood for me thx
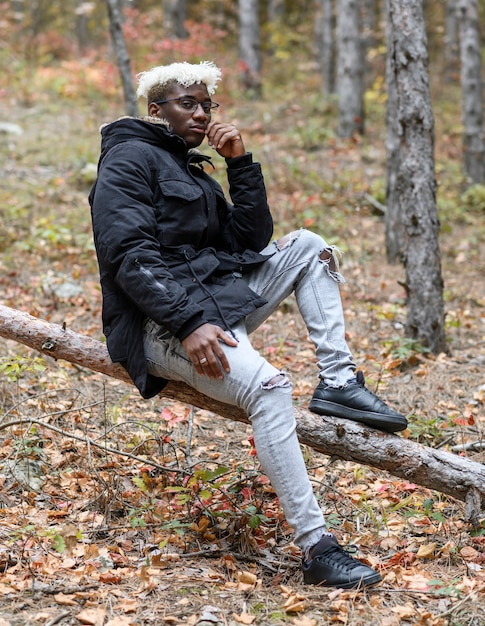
[98,116,201,164]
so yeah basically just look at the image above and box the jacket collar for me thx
[99,115,213,166]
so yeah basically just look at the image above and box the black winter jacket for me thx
[89,117,273,398]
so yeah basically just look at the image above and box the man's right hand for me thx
[181,323,238,379]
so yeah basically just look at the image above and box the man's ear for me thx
[148,102,160,117]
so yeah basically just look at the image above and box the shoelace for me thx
[313,545,361,570]
[355,371,384,403]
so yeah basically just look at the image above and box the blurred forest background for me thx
[0,1,484,625]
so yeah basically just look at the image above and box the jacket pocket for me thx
[158,178,203,202]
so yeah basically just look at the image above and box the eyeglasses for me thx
[152,97,219,115]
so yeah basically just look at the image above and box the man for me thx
[89,61,408,588]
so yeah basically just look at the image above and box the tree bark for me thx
[456,0,485,184]
[268,0,284,22]
[387,0,447,355]
[105,0,139,118]
[336,0,364,136]
[75,0,91,52]
[384,0,402,264]
[238,0,262,95]
[361,0,378,90]
[162,0,188,39]
[0,304,484,524]
[444,0,460,82]
[315,0,337,95]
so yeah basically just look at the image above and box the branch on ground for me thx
[0,304,484,526]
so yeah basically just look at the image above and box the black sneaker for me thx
[302,535,382,588]
[309,370,408,433]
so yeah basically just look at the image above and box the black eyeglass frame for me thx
[151,97,220,115]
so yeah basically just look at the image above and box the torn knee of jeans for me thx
[261,372,292,390]
[319,246,345,283]
[319,247,338,272]
[275,229,302,251]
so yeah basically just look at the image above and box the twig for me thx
[362,192,387,214]
[0,388,97,423]
[435,435,456,449]
[174,549,292,573]
[0,417,188,474]
[45,612,72,626]
[178,548,223,558]
[452,440,485,452]
[83,419,117,525]
[435,585,485,619]
[98,419,161,445]
[234,552,294,573]
[82,521,166,534]
[29,583,100,596]
[185,405,195,465]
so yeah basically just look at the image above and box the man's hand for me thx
[206,121,246,159]
[181,323,238,379]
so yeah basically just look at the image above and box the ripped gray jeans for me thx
[143,229,356,551]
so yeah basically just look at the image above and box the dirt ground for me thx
[0,101,484,625]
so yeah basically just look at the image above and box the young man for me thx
[89,61,408,588]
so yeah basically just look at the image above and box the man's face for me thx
[149,83,214,148]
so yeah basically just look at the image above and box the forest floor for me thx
[0,88,484,626]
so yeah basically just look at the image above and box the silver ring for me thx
[199,357,208,365]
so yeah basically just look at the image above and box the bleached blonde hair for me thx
[136,61,222,102]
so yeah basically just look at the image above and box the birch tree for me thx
[456,0,485,184]
[387,0,446,354]
[336,0,364,136]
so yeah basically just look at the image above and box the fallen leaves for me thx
[1,61,485,626]
[280,585,307,613]
[77,607,106,625]
[231,570,261,592]
[292,617,318,626]
[460,545,480,561]
[232,612,256,624]
[53,592,78,606]
[106,618,134,626]
[416,542,437,559]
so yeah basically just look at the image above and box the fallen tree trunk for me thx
[0,304,484,524]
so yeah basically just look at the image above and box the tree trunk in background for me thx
[384,0,402,264]
[238,0,262,95]
[444,0,459,82]
[336,0,364,136]
[75,0,93,52]
[106,0,138,118]
[162,0,188,39]
[362,0,377,34]
[456,0,485,185]
[268,0,284,22]
[315,0,336,95]
[388,0,447,355]
[11,0,23,16]
[361,0,378,89]
[267,0,284,57]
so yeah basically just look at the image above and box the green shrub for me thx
[461,184,485,212]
